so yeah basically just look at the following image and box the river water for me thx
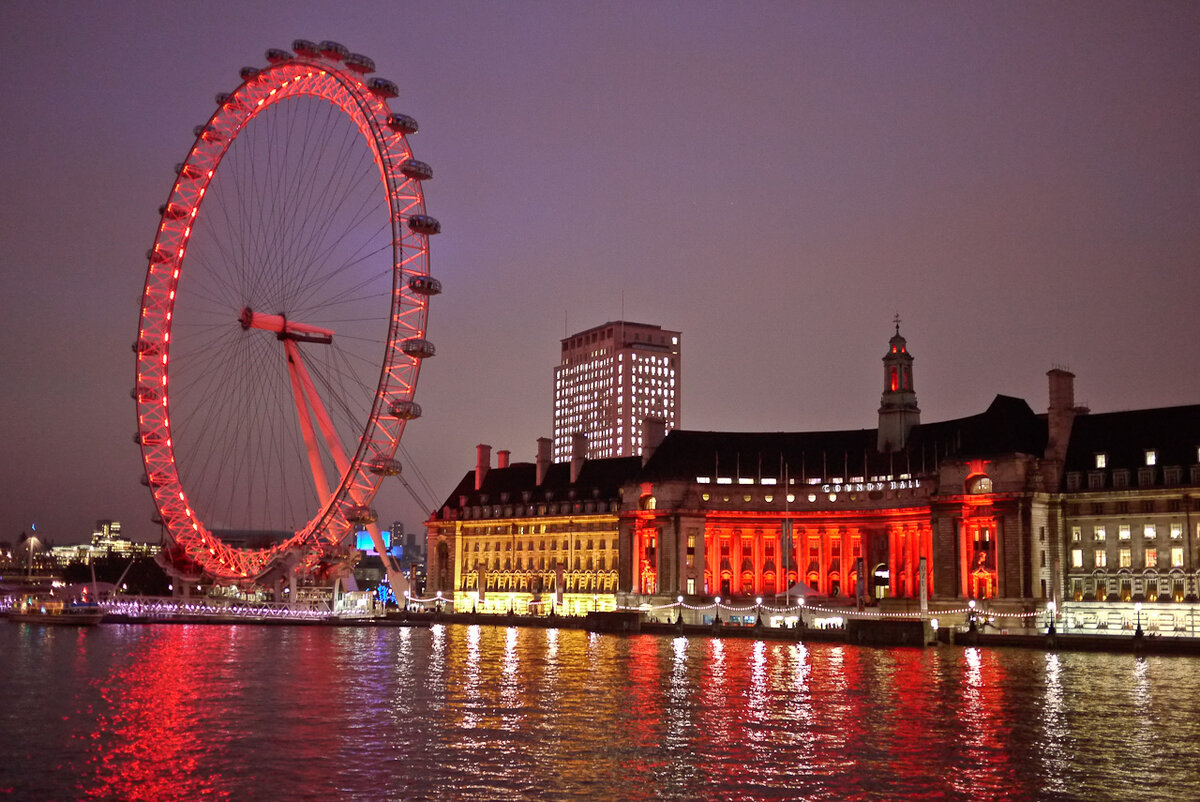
[2,621,1196,800]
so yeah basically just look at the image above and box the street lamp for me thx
[755,596,763,627]
[968,599,977,633]
[714,596,722,625]
[1047,600,1057,635]
[1135,601,1144,638]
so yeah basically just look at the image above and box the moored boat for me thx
[7,594,105,625]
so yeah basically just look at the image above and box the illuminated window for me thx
[1119,549,1131,568]
[1144,524,1156,539]
[1171,523,1183,539]
[1071,549,1083,569]
[1145,449,1157,466]
[967,475,993,494]
[1119,525,1131,540]
[1094,526,1106,541]
[1145,548,1157,568]
[1171,548,1184,568]
[1095,453,1107,469]
[1071,526,1082,542]
[1094,550,1107,568]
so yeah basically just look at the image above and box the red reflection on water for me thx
[625,634,665,752]
[80,627,347,800]
[886,649,939,792]
[83,627,232,801]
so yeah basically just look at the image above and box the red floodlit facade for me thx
[429,327,1200,620]
[618,329,1058,611]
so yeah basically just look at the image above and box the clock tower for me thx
[877,318,920,453]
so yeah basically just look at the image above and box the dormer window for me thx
[1095,453,1107,469]
[966,475,993,494]
[1145,449,1157,466]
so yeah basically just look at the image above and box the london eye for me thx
[134,41,440,589]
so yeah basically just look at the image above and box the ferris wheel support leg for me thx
[284,340,333,504]
[284,339,353,479]
[365,521,410,604]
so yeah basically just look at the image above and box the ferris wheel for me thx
[134,41,440,586]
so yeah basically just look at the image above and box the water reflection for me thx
[5,623,1200,800]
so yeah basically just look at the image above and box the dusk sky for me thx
[2,2,1197,546]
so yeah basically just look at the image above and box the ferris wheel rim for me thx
[134,46,435,582]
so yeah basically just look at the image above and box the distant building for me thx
[553,321,680,462]
[86,520,159,563]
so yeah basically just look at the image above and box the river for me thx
[2,621,1196,800]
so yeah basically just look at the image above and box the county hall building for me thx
[425,326,1200,628]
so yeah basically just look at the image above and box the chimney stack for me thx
[536,437,552,486]
[1046,369,1076,461]
[475,444,492,491]
[642,417,666,465]
[571,432,587,484]
[497,449,510,470]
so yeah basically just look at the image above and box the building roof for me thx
[1063,404,1200,473]
[436,456,643,513]
[640,395,1046,482]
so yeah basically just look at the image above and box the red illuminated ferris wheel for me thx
[134,41,440,586]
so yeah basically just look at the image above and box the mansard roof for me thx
[437,456,643,512]
[640,394,1046,482]
[1063,404,1200,473]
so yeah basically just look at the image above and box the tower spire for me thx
[877,320,920,453]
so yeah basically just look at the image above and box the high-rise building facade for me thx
[553,321,680,462]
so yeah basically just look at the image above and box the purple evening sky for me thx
[1,1,1197,545]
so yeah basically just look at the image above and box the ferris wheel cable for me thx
[175,326,316,535]
[396,473,436,516]
[272,105,379,310]
[286,193,390,316]
[396,443,440,505]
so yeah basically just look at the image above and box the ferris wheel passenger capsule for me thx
[239,66,261,81]
[368,458,403,476]
[367,77,398,99]
[291,39,320,57]
[345,505,377,526]
[345,53,376,74]
[408,276,442,296]
[319,41,349,61]
[401,338,436,359]
[388,400,422,420]
[265,48,293,64]
[407,214,441,235]
[386,114,419,135]
[400,159,433,181]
